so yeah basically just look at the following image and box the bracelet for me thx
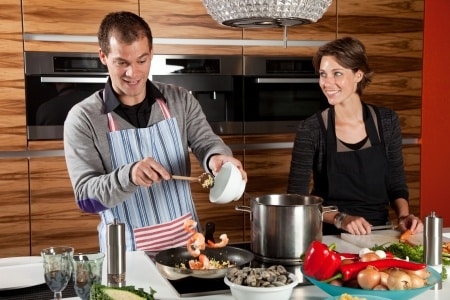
[334,212,348,229]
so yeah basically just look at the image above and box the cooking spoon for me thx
[172,172,215,189]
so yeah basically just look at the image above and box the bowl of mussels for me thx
[224,265,299,300]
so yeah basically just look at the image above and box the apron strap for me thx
[107,98,170,132]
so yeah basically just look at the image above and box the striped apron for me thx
[98,99,199,251]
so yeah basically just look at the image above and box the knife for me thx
[371,224,398,231]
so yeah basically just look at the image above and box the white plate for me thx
[0,256,44,290]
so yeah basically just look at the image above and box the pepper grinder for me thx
[424,211,442,290]
[107,219,126,287]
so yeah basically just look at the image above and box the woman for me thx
[287,37,423,236]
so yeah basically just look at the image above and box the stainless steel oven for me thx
[25,52,108,140]
[150,55,243,135]
[243,56,328,134]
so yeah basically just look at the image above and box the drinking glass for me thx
[41,246,74,300]
[71,252,105,300]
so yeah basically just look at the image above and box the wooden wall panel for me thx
[140,0,242,39]
[29,157,99,255]
[0,0,27,151]
[337,0,424,137]
[0,158,30,258]
[22,0,139,35]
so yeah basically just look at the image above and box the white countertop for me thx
[67,231,446,300]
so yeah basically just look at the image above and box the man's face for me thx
[99,35,153,105]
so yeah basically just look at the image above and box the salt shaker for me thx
[107,219,126,287]
[424,211,442,290]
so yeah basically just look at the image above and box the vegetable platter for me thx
[301,241,442,299]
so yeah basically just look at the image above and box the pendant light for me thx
[202,0,333,28]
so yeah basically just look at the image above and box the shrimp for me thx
[188,254,210,270]
[206,233,229,248]
[187,232,206,257]
[183,219,197,234]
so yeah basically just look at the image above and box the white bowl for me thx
[224,272,299,300]
[210,162,246,204]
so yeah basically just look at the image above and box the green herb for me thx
[90,284,156,300]
[371,242,448,280]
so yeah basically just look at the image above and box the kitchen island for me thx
[85,232,448,300]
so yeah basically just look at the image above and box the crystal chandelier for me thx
[202,0,333,28]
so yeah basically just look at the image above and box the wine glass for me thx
[72,252,105,300]
[41,246,74,300]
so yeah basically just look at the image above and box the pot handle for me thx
[321,205,338,220]
[235,205,252,221]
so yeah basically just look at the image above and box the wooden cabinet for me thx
[243,1,337,56]
[0,0,26,151]
[29,156,99,255]
[337,0,424,137]
[22,0,139,52]
[189,135,246,243]
[0,158,30,258]
[140,0,243,55]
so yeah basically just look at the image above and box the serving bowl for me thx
[302,266,440,300]
[224,272,299,300]
[210,162,246,204]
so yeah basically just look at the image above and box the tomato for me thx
[357,266,381,290]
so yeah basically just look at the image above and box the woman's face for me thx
[318,55,363,106]
[99,35,153,105]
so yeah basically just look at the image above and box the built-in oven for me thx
[243,56,329,134]
[25,52,108,140]
[150,55,243,135]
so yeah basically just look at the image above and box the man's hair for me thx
[97,11,153,55]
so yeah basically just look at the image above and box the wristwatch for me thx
[334,212,348,229]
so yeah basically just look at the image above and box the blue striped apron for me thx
[98,99,199,251]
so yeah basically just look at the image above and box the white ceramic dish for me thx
[210,162,246,204]
[224,272,299,300]
[0,256,44,290]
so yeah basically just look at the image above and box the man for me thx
[64,11,246,251]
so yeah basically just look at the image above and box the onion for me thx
[358,248,372,258]
[379,271,390,287]
[374,250,387,259]
[359,252,381,262]
[329,279,343,286]
[357,266,381,290]
[404,268,431,279]
[373,284,388,290]
[409,273,427,288]
[386,269,411,290]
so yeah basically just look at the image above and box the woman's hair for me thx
[97,11,153,55]
[313,36,373,96]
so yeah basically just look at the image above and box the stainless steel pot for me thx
[236,194,337,263]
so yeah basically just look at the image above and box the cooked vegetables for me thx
[89,284,156,300]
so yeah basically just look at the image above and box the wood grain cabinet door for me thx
[0,0,26,151]
[22,0,139,35]
[0,158,30,258]
[140,0,243,55]
[29,156,99,255]
[337,0,424,137]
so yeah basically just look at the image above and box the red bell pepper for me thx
[323,258,427,282]
[302,240,342,281]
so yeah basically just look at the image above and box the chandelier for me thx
[202,0,333,28]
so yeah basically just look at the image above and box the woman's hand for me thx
[340,214,373,235]
[398,214,424,234]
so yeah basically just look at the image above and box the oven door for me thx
[243,76,328,133]
[25,75,107,140]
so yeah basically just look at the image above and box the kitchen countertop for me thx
[73,230,448,300]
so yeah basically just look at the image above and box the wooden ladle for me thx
[172,172,215,189]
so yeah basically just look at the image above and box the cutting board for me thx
[340,230,423,249]
[341,229,450,249]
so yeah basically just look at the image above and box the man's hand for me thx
[208,155,247,182]
[130,157,171,187]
